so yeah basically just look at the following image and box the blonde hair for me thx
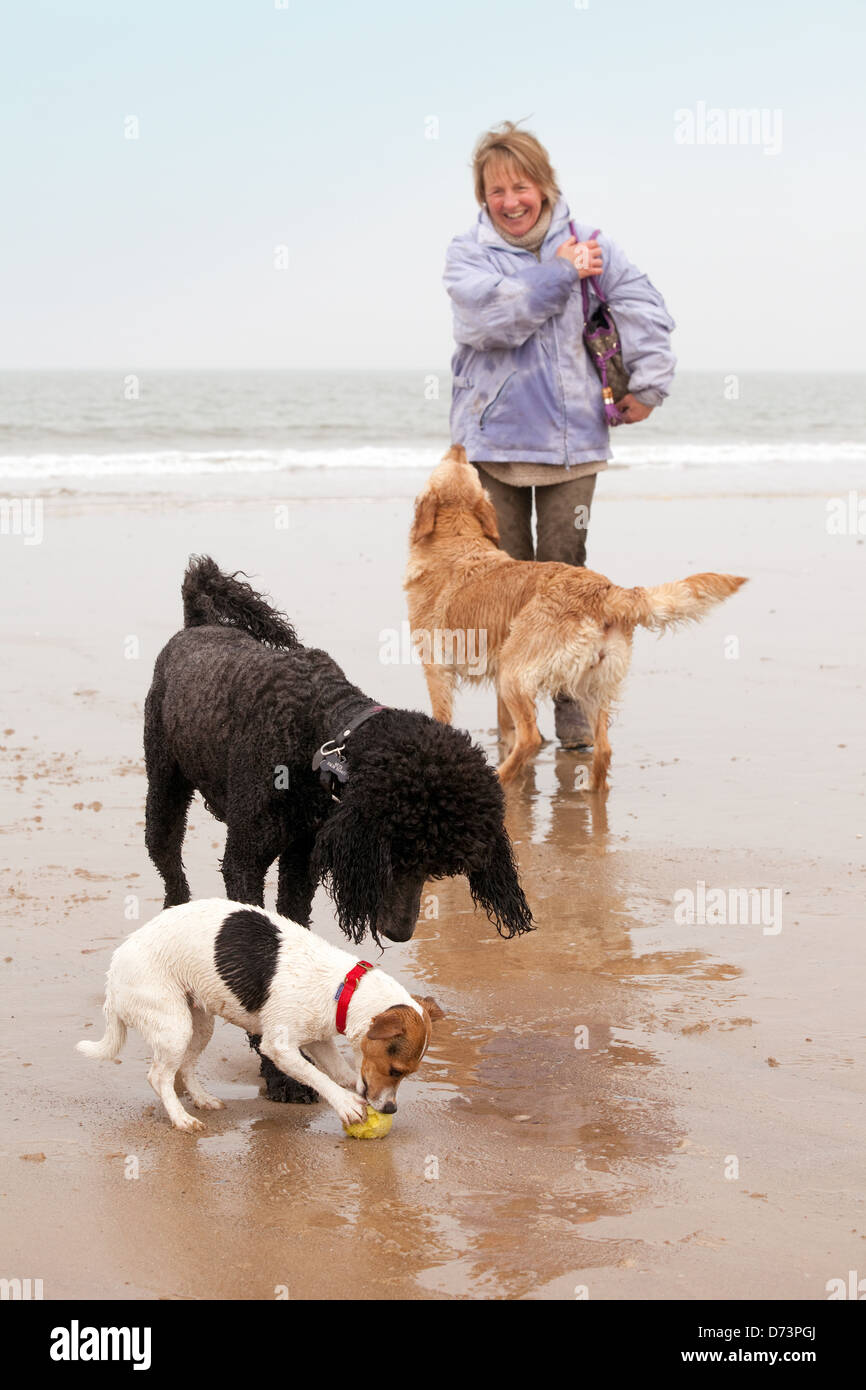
[472,121,560,208]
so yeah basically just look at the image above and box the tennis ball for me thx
[343,1106,394,1140]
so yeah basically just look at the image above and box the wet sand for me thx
[2,479,864,1300]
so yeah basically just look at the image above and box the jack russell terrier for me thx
[77,899,443,1133]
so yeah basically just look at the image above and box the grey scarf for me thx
[491,201,553,258]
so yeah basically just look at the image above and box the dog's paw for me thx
[337,1091,368,1128]
[174,1115,206,1134]
[192,1094,225,1111]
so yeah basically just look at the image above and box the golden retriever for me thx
[404,446,747,789]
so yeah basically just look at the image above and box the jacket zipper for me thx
[548,277,569,466]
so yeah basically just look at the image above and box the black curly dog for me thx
[144,556,533,1103]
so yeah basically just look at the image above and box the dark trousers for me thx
[473,464,598,743]
[473,466,597,567]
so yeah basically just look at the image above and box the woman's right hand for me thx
[556,237,603,280]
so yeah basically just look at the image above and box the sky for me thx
[2,0,864,371]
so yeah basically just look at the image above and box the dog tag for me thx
[312,746,349,798]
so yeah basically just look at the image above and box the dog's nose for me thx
[379,1101,397,1115]
[382,920,415,943]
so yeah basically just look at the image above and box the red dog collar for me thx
[335,961,374,1034]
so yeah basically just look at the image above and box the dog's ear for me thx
[412,994,445,1023]
[312,806,392,945]
[410,492,439,543]
[467,827,534,938]
[473,490,500,545]
[367,1007,408,1041]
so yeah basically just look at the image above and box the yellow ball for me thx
[343,1105,394,1140]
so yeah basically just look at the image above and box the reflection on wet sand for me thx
[366,735,747,1296]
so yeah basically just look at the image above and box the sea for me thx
[0,370,863,499]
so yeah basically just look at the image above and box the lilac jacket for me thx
[444,196,676,466]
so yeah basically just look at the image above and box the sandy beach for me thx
[2,472,864,1301]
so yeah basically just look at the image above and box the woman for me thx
[444,121,676,748]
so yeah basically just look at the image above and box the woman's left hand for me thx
[615,393,655,424]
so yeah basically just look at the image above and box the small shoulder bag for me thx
[570,220,629,426]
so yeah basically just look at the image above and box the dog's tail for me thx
[181,555,298,648]
[76,1005,127,1061]
[604,572,747,632]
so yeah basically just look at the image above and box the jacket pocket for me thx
[479,372,517,430]
[478,364,560,453]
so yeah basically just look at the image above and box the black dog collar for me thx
[312,704,387,801]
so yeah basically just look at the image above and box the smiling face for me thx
[482,156,545,238]
[357,997,444,1114]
